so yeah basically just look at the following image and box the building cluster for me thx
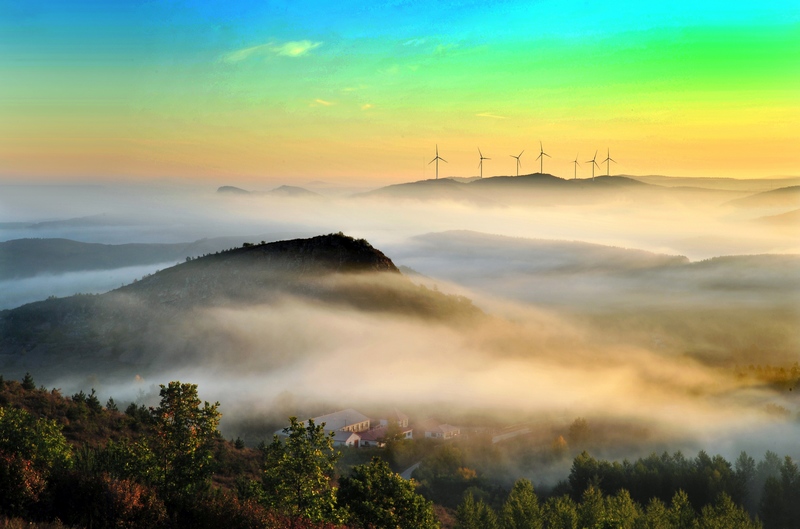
[277,408,460,448]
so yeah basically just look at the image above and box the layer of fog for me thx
[0,262,179,310]
[3,180,798,470]
[52,287,800,464]
[1,181,797,261]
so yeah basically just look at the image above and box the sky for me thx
[1,0,798,185]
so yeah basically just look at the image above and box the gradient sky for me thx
[1,1,798,184]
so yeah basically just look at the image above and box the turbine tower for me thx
[602,148,616,176]
[536,141,551,174]
[586,150,600,181]
[428,144,447,180]
[510,150,524,177]
[478,148,490,178]
[572,154,580,180]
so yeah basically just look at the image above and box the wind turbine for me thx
[510,150,524,177]
[572,154,580,180]
[536,141,551,174]
[478,148,490,178]
[428,144,447,180]
[602,148,616,176]
[586,150,600,181]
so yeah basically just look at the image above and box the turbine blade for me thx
[428,159,435,165]
[441,158,448,163]
[544,153,551,158]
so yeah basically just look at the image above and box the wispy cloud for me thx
[223,40,322,63]
[476,112,508,119]
[312,99,334,106]
[361,104,373,110]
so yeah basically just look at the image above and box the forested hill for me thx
[0,234,480,380]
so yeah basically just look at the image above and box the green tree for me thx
[696,493,761,529]
[668,490,695,529]
[501,478,542,529]
[0,406,72,516]
[150,381,221,497]
[21,373,35,391]
[640,498,670,529]
[577,485,606,529]
[262,417,341,524]
[0,405,72,472]
[605,488,640,529]
[542,496,578,529]
[455,492,498,529]
[338,457,439,529]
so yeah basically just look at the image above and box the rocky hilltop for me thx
[0,233,477,380]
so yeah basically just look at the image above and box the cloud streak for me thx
[223,40,322,62]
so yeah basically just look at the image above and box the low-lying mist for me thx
[2,179,799,478]
[45,271,799,467]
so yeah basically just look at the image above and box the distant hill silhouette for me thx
[355,178,498,206]
[267,185,321,198]
[0,234,480,380]
[726,186,800,209]
[0,236,277,280]
[217,185,250,194]
[355,174,794,207]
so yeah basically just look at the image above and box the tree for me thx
[0,406,72,516]
[455,492,497,529]
[262,417,341,524]
[21,373,35,391]
[0,406,72,472]
[695,493,760,529]
[150,381,220,498]
[542,496,578,529]
[501,478,542,529]
[577,485,606,528]
[605,489,641,529]
[338,457,439,529]
[668,490,695,529]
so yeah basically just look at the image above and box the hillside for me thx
[0,234,481,381]
[356,173,747,207]
[0,237,244,280]
[727,186,800,209]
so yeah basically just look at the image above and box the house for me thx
[421,420,460,439]
[277,408,416,448]
[275,408,371,445]
[379,408,409,429]
[310,408,371,433]
[357,424,414,448]
[332,430,361,447]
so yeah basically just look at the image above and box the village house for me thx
[420,420,461,439]
[277,408,412,448]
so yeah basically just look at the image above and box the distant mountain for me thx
[628,175,800,192]
[0,234,480,380]
[217,185,250,194]
[356,174,793,207]
[357,174,668,206]
[726,186,800,209]
[26,213,131,230]
[355,178,498,206]
[267,185,321,198]
[753,208,800,228]
[0,237,261,280]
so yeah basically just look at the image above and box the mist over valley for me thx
[1,177,798,476]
